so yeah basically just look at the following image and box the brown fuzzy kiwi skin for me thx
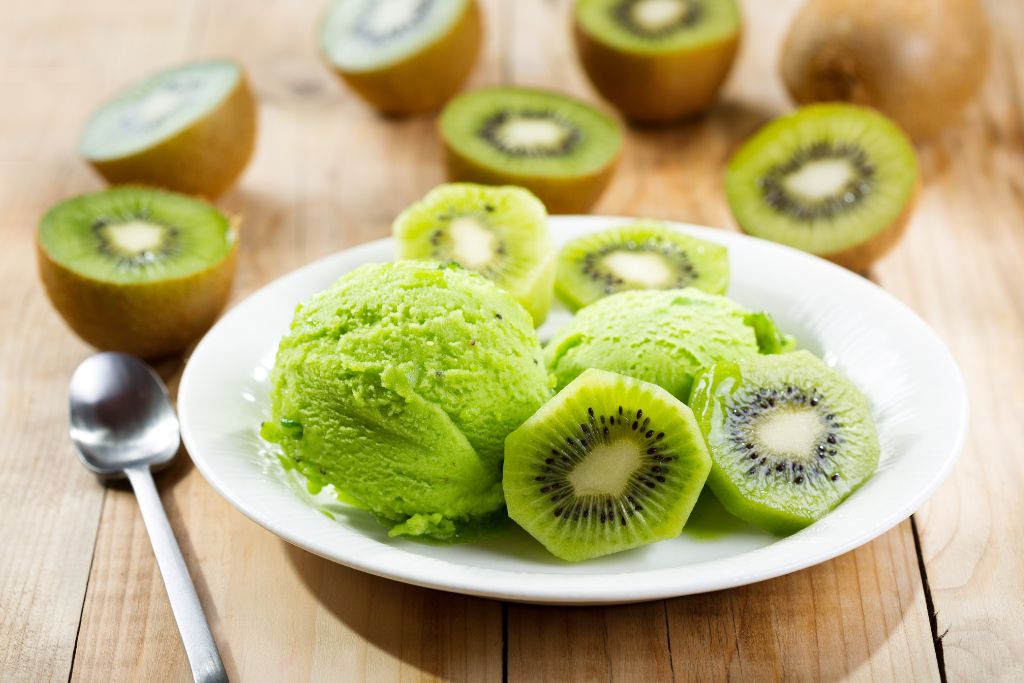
[85,73,257,198]
[816,180,920,272]
[780,0,990,141]
[573,21,740,124]
[325,0,482,116]
[37,222,239,360]
[442,143,621,215]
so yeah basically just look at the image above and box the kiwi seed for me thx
[535,403,676,524]
[554,222,729,311]
[757,141,875,222]
[478,110,582,158]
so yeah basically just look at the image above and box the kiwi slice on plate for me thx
[320,0,481,115]
[688,350,880,535]
[393,183,555,325]
[79,60,256,198]
[574,0,741,123]
[725,103,919,272]
[504,368,711,561]
[555,221,729,310]
[440,87,623,214]
[37,187,238,359]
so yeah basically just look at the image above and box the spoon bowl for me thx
[70,352,180,476]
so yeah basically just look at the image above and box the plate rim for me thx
[179,217,969,604]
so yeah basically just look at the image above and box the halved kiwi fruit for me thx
[555,221,729,310]
[320,0,482,115]
[504,368,711,561]
[79,60,257,198]
[725,104,919,271]
[688,350,879,535]
[439,87,623,214]
[573,0,741,123]
[393,183,555,325]
[37,187,238,359]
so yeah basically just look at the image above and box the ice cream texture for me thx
[544,288,789,401]
[262,261,551,541]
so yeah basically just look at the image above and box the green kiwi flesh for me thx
[688,350,879,535]
[725,104,918,270]
[393,183,555,325]
[440,87,623,213]
[504,368,711,561]
[555,221,729,311]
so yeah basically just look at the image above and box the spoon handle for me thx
[125,465,228,683]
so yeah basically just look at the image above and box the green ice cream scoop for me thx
[263,261,550,542]
[544,288,790,401]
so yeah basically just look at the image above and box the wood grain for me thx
[0,0,194,679]
[873,2,1024,679]
[1,0,1022,680]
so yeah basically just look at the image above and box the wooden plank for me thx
[873,2,1024,679]
[69,0,507,681]
[0,0,194,679]
[503,1,940,680]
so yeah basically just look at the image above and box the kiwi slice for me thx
[555,221,729,310]
[37,187,238,359]
[504,368,711,561]
[573,0,741,123]
[725,104,919,272]
[79,60,257,198]
[320,0,482,115]
[688,351,880,535]
[393,183,555,325]
[439,87,623,214]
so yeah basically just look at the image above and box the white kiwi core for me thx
[754,408,824,461]
[448,217,497,269]
[493,117,572,153]
[783,158,856,201]
[631,0,689,31]
[134,89,186,127]
[103,221,168,256]
[601,251,675,289]
[568,439,642,496]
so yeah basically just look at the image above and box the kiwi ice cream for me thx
[262,261,550,541]
[544,288,788,401]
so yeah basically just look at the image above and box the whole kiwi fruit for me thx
[780,0,991,141]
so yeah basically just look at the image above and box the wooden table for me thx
[2,0,1022,680]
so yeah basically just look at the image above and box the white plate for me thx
[179,217,967,605]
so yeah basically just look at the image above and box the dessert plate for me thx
[179,217,967,604]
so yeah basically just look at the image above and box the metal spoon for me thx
[69,352,227,683]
